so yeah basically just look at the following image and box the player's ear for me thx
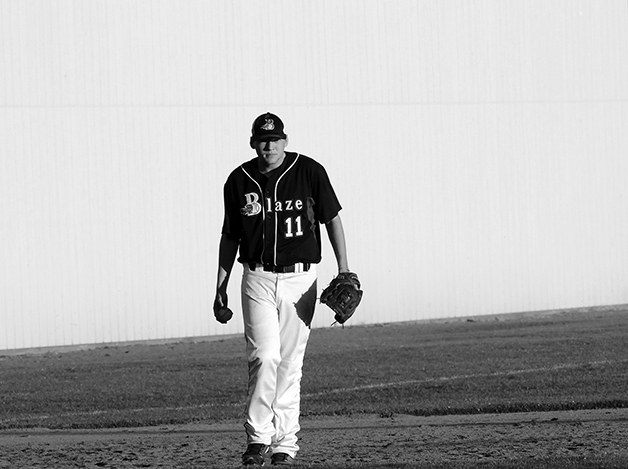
[284,136,289,147]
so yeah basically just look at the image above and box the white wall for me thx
[2,0,627,350]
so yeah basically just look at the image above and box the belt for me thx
[247,262,311,273]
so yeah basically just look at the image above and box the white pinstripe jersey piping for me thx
[240,154,301,266]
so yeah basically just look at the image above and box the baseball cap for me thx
[250,112,287,144]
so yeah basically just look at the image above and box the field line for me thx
[0,402,241,425]
[1,359,624,425]
[302,359,626,398]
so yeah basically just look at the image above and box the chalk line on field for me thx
[0,402,240,425]
[301,359,627,398]
[1,359,625,425]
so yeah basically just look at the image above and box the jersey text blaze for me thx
[266,198,304,213]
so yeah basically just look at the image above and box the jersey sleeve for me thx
[221,174,242,239]
[311,161,342,224]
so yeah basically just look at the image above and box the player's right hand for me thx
[213,292,233,324]
[214,306,233,324]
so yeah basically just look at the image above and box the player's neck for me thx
[257,153,287,174]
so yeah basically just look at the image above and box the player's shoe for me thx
[271,453,296,465]
[242,443,269,466]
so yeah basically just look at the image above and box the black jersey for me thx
[222,152,342,266]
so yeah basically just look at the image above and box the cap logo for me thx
[261,119,275,131]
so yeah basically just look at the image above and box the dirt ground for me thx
[1,408,626,468]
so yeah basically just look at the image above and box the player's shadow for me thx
[294,280,317,327]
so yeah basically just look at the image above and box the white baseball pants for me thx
[241,264,317,458]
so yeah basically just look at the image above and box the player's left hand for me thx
[320,272,363,325]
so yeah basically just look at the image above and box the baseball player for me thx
[214,112,351,466]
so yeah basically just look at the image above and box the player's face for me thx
[253,137,288,172]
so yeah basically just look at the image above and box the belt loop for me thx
[295,263,310,273]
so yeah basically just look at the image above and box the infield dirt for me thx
[1,408,627,468]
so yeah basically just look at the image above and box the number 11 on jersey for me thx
[284,215,304,238]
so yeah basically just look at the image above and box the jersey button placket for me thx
[264,190,274,266]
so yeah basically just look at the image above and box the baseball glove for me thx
[320,272,363,325]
